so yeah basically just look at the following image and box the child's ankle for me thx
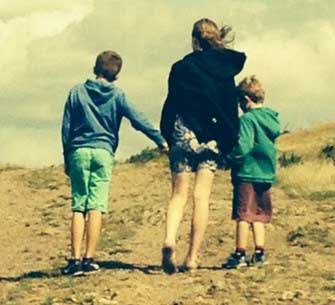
[235,248,246,256]
[83,256,94,260]
[70,257,81,261]
[255,246,265,253]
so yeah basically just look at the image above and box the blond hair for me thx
[237,75,265,103]
[192,18,234,50]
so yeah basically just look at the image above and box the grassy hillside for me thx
[0,123,334,305]
[277,122,335,200]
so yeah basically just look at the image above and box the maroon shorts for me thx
[232,182,272,223]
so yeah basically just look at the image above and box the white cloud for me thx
[0,0,334,166]
[0,0,93,86]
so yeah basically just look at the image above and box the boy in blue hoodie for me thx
[222,76,281,269]
[61,51,168,275]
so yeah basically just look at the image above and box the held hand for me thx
[160,142,169,154]
[244,95,254,104]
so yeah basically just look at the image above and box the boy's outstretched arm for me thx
[227,116,255,165]
[61,97,72,175]
[119,92,168,150]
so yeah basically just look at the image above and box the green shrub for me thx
[320,143,335,163]
[287,227,305,243]
[21,166,64,190]
[127,147,160,164]
[287,224,333,248]
[278,153,302,168]
[309,191,335,201]
[0,164,24,173]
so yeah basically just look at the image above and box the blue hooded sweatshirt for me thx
[61,79,165,167]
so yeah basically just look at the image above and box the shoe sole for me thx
[179,266,198,273]
[62,269,84,276]
[249,261,269,267]
[68,270,84,277]
[222,262,248,270]
[83,269,100,275]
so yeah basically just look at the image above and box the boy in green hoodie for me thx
[222,76,281,269]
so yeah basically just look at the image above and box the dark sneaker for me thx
[161,247,178,275]
[82,258,100,274]
[250,251,268,266]
[62,259,83,276]
[222,252,248,269]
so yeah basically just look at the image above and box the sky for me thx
[0,0,334,167]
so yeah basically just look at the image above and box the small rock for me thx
[65,296,80,303]
[143,210,151,218]
[39,228,54,236]
[279,291,295,301]
[218,238,225,244]
[83,292,96,302]
[171,301,183,305]
[294,290,308,299]
[110,292,118,300]
[96,298,115,305]
[194,296,209,304]
[258,288,267,294]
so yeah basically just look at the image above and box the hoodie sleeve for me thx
[119,92,166,148]
[61,93,72,174]
[160,64,178,146]
[227,115,254,165]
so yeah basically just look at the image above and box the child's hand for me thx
[160,142,169,154]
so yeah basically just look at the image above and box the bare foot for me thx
[181,257,200,272]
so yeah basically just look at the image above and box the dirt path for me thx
[0,160,334,305]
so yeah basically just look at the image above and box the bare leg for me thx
[185,168,214,266]
[251,222,265,248]
[71,212,85,259]
[164,172,191,248]
[236,221,250,250]
[85,210,102,258]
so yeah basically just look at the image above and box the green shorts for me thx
[69,147,114,214]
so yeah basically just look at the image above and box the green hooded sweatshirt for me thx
[228,107,281,184]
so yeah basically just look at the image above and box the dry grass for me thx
[1,122,335,305]
[277,160,335,199]
[278,122,335,160]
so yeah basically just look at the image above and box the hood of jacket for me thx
[181,48,246,80]
[84,79,117,105]
[249,107,281,141]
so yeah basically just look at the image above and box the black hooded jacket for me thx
[160,48,246,155]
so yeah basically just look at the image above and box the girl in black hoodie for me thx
[160,18,246,274]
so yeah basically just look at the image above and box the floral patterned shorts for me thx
[169,116,221,173]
